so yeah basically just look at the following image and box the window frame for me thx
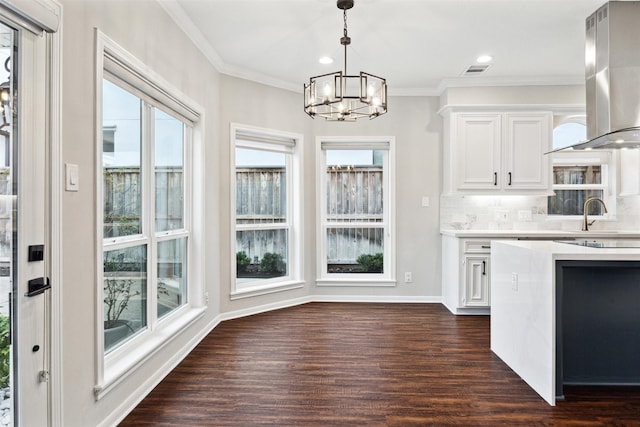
[94,30,205,400]
[230,123,304,299]
[548,151,615,219]
[316,136,396,287]
[548,119,616,219]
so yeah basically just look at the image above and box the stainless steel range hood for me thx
[562,1,640,151]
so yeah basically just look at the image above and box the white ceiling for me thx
[162,0,608,95]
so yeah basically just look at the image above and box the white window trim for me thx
[94,30,206,400]
[315,136,396,287]
[547,150,616,220]
[230,123,304,298]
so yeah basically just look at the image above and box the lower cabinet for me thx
[442,235,503,315]
[463,255,490,307]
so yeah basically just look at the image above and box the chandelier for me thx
[304,0,387,121]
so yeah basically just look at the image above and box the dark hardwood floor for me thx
[120,303,640,426]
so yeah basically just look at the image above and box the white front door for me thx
[0,16,52,427]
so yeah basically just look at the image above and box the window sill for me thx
[316,278,397,287]
[230,280,305,300]
[95,305,206,400]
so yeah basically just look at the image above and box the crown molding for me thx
[157,0,588,98]
[157,0,225,71]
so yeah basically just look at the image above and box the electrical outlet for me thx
[511,273,518,291]
[205,291,209,304]
[518,210,532,221]
[404,272,413,283]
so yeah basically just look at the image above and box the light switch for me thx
[66,163,79,192]
[421,196,429,207]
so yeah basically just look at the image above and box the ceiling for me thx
[161,0,607,96]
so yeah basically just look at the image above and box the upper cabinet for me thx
[444,110,552,194]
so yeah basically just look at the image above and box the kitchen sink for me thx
[554,239,640,248]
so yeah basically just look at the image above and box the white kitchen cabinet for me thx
[463,255,490,307]
[455,113,502,189]
[446,111,552,194]
[442,235,496,315]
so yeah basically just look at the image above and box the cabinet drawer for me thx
[463,240,492,253]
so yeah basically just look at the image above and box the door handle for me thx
[482,261,486,276]
[25,277,51,297]
[508,172,512,186]
[493,172,497,186]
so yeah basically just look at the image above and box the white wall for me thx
[218,76,444,309]
[310,96,443,299]
[60,1,221,425]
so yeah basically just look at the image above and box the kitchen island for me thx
[490,240,640,405]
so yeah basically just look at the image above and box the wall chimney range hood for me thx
[560,1,640,151]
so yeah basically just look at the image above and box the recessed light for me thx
[319,56,333,65]
[476,55,493,64]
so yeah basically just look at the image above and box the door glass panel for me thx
[0,22,14,425]
[102,79,142,238]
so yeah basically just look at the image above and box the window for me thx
[317,137,395,285]
[102,77,191,351]
[96,32,204,398]
[548,121,614,217]
[231,124,303,297]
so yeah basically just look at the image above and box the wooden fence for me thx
[103,167,183,238]
[104,166,385,266]
[235,165,384,266]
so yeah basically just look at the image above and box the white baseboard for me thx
[101,314,223,427]
[220,295,314,321]
[311,295,442,304]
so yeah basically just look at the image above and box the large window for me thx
[548,121,614,217]
[96,32,204,398]
[317,137,395,285]
[231,124,303,297]
[102,78,190,352]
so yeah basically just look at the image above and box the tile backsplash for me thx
[440,194,640,232]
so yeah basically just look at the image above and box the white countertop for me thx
[493,239,640,260]
[440,229,640,239]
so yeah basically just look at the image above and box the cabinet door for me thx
[455,114,502,190]
[503,113,551,190]
[463,255,490,307]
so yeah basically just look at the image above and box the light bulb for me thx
[323,84,331,97]
[367,85,375,97]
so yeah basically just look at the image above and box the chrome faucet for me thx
[582,197,608,231]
